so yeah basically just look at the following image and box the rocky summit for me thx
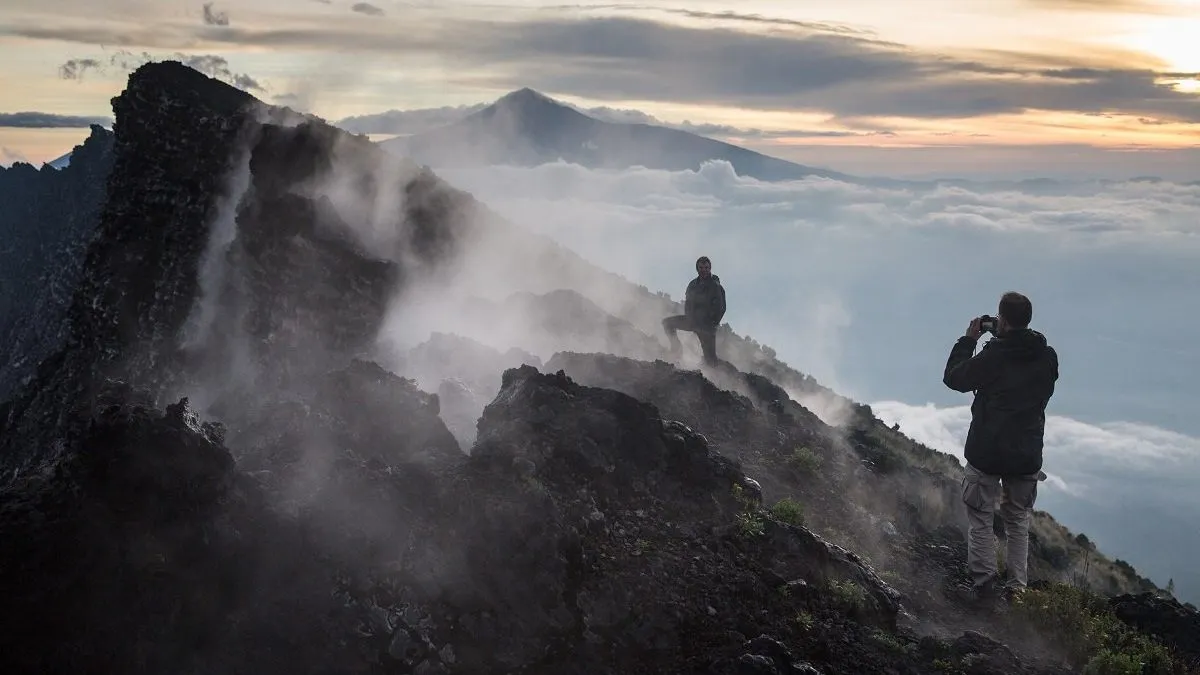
[1,61,1197,675]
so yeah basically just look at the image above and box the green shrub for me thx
[770,498,805,526]
[787,446,822,473]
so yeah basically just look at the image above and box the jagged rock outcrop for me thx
[0,62,481,473]
[544,352,961,547]
[381,331,542,445]
[219,359,463,568]
[0,125,115,401]
[0,361,935,675]
[0,381,382,674]
[1111,593,1200,669]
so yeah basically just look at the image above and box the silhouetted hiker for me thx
[943,291,1058,606]
[662,256,726,366]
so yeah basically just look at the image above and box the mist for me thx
[419,157,1200,602]
[153,80,1198,628]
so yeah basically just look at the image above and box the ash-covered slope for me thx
[0,124,114,401]
[0,60,1195,675]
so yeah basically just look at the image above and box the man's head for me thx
[696,256,712,278]
[997,291,1032,334]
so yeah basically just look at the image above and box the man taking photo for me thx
[943,291,1059,605]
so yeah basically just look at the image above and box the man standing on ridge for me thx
[943,291,1058,605]
[662,256,726,366]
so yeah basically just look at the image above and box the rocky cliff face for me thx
[0,61,1195,675]
[0,124,114,401]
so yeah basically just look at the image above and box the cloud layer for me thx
[0,112,112,128]
[335,99,893,139]
[421,156,1200,600]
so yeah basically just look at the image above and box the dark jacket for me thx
[943,328,1059,476]
[684,274,726,328]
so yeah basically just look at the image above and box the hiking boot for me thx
[1001,583,1028,603]
[953,577,1002,611]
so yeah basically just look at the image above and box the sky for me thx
[2,0,1200,177]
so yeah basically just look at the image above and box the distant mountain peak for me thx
[384,84,860,183]
[484,87,579,120]
[495,87,558,106]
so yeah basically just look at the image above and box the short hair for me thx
[999,291,1032,328]
[696,256,711,267]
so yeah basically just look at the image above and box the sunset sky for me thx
[2,0,1198,177]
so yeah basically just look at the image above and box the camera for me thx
[978,315,998,334]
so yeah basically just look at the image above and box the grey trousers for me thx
[662,314,718,365]
[961,462,1041,588]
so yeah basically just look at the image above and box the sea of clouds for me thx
[435,159,1200,602]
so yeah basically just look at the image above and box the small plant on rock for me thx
[736,509,766,538]
[792,610,814,632]
[731,483,765,537]
[787,446,822,474]
[769,497,805,526]
[870,629,913,654]
[825,578,869,613]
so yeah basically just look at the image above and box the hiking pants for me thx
[961,462,1040,589]
[662,314,718,366]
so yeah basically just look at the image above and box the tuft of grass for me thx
[731,483,765,538]
[870,628,913,654]
[736,510,765,538]
[825,578,869,612]
[792,610,814,632]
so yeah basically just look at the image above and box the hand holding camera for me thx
[966,315,998,340]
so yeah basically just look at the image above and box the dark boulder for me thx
[0,381,378,675]
[1110,592,1200,669]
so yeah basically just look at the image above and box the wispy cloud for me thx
[57,58,101,80]
[1019,0,1183,13]
[539,4,883,38]
[1,146,29,165]
[202,2,230,26]
[56,50,265,92]
[351,2,385,16]
[0,112,112,128]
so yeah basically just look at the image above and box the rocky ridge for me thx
[0,124,115,401]
[0,61,1195,675]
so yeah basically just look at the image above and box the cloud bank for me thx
[420,156,1200,601]
[0,112,112,128]
[335,99,892,140]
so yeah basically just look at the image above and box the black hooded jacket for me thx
[684,274,726,328]
[943,328,1059,476]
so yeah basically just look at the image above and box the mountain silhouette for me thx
[381,87,859,182]
[1,62,1197,675]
